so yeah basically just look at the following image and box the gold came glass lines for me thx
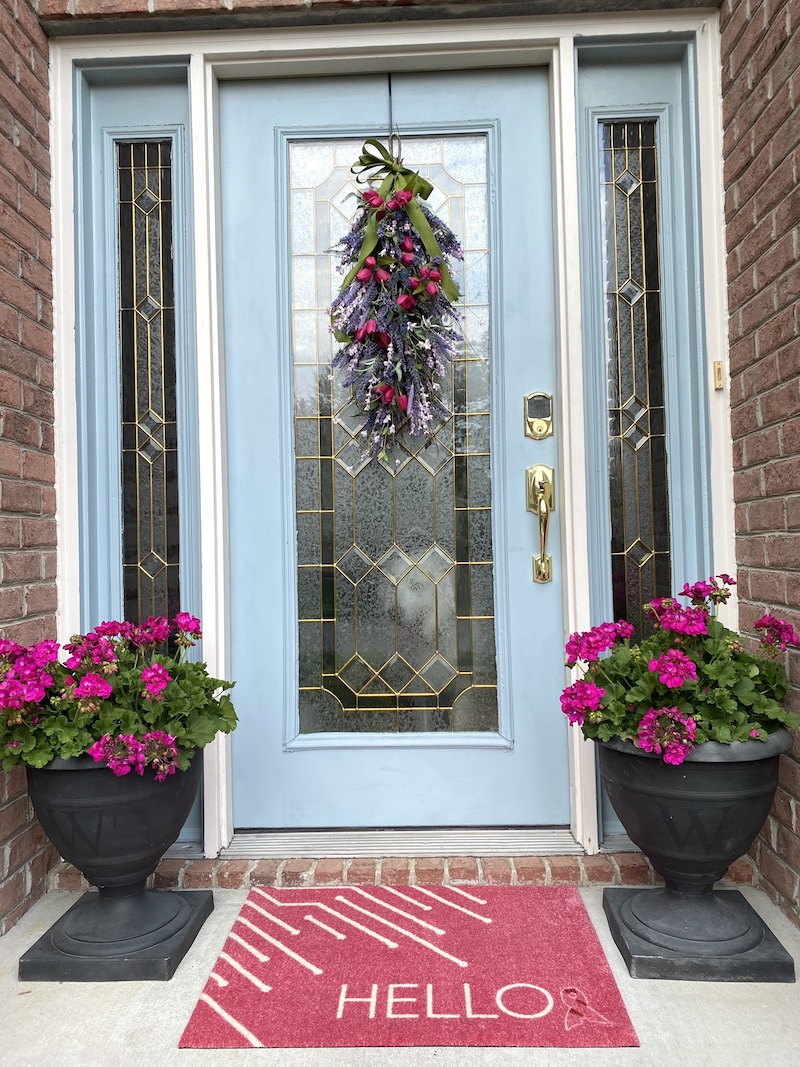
[291,136,499,733]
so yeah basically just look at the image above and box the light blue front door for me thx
[220,69,568,828]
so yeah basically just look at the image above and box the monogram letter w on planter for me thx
[562,575,798,982]
[0,615,237,981]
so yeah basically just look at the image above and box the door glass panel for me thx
[600,120,671,636]
[290,135,497,733]
[117,141,180,623]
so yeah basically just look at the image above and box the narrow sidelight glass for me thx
[599,120,671,635]
[117,141,180,624]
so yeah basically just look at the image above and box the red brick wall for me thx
[720,0,800,925]
[0,0,58,935]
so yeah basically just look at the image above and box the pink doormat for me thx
[179,885,638,1049]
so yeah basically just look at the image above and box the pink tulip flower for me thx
[355,319,378,341]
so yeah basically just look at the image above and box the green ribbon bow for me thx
[338,137,461,304]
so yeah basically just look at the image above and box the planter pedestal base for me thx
[19,889,214,982]
[603,888,795,982]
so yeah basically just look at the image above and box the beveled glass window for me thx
[117,141,180,624]
[291,135,497,733]
[600,120,671,635]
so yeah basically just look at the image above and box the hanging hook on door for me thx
[386,72,402,162]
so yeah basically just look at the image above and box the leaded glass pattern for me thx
[291,136,497,733]
[117,141,180,624]
[600,121,671,635]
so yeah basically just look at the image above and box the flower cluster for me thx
[565,621,634,666]
[561,574,799,764]
[88,730,180,781]
[329,162,464,463]
[560,680,606,725]
[636,708,698,765]
[648,649,698,689]
[0,614,236,775]
[755,614,800,655]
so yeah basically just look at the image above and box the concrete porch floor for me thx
[2,887,800,1067]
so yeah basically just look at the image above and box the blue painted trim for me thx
[484,118,513,747]
[679,41,713,575]
[73,70,200,629]
[74,73,124,629]
[576,45,714,839]
[273,125,301,748]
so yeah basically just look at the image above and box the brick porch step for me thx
[48,854,756,892]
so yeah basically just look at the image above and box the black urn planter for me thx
[19,751,213,982]
[598,729,796,982]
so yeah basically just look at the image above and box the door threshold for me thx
[221,828,583,858]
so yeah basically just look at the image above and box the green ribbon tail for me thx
[404,197,461,304]
[339,209,381,293]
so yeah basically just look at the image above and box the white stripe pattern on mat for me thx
[220,951,272,992]
[229,931,270,962]
[349,887,446,934]
[235,916,323,975]
[209,971,227,987]
[335,896,468,968]
[306,915,347,939]
[412,887,492,923]
[200,992,264,1048]
[310,907,398,947]
[253,890,398,948]
[381,886,433,910]
[244,899,300,934]
[446,886,488,905]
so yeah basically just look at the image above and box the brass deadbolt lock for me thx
[524,392,554,440]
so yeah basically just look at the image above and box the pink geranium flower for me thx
[560,681,605,726]
[173,612,202,636]
[141,664,172,698]
[88,733,146,776]
[74,673,113,700]
[637,708,697,765]
[564,621,632,666]
[658,604,709,637]
[648,649,698,689]
[755,614,799,654]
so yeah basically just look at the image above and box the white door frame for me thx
[50,10,733,858]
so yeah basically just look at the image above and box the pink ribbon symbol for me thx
[561,987,611,1031]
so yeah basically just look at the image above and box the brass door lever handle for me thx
[526,465,555,583]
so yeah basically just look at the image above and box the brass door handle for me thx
[526,465,555,583]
